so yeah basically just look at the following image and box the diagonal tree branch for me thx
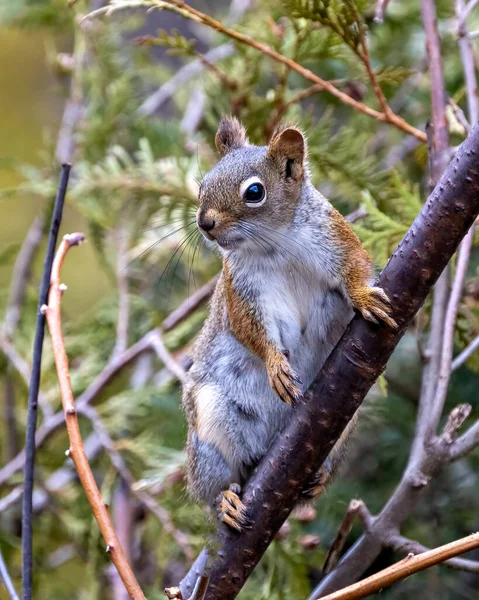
[179,120,479,600]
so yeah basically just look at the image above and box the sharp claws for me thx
[217,488,250,532]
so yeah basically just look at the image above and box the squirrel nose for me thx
[197,212,216,233]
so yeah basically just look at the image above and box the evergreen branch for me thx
[43,232,147,600]
[318,532,479,599]
[84,0,427,142]
[180,120,479,600]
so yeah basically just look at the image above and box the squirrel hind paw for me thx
[217,485,251,532]
[358,287,398,329]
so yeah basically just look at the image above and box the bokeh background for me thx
[0,0,478,598]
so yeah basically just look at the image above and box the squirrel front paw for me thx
[353,286,398,329]
[217,484,250,532]
[266,350,303,406]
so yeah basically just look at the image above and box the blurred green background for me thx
[0,1,478,599]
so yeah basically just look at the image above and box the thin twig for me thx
[390,535,479,573]
[410,0,451,462]
[138,44,234,116]
[3,215,45,339]
[0,547,20,600]
[44,232,146,600]
[163,276,217,331]
[318,532,479,600]
[374,0,392,22]
[457,0,479,31]
[0,335,52,418]
[113,224,130,356]
[22,163,71,600]
[427,231,474,439]
[323,500,370,575]
[358,36,391,117]
[148,330,187,384]
[452,334,479,370]
[449,419,479,460]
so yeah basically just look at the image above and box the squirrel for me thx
[182,117,396,532]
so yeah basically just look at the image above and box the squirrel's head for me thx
[197,117,308,251]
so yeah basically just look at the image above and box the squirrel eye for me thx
[243,182,265,204]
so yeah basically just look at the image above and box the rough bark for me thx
[195,122,479,600]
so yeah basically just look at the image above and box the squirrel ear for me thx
[267,126,306,180]
[215,117,249,156]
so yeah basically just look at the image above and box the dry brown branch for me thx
[318,532,479,600]
[390,535,479,573]
[164,0,426,141]
[89,1,426,141]
[358,37,391,117]
[43,232,146,600]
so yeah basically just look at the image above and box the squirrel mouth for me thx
[216,235,244,249]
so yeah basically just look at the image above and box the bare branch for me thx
[22,164,71,600]
[449,419,479,460]
[163,276,217,331]
[138,44,234,116]
[148,330,187,384]
[0,335,53,419]
[113,225,130,357]
[374,0,392,22]
[452,334,479,370]
[2,215,45,338]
